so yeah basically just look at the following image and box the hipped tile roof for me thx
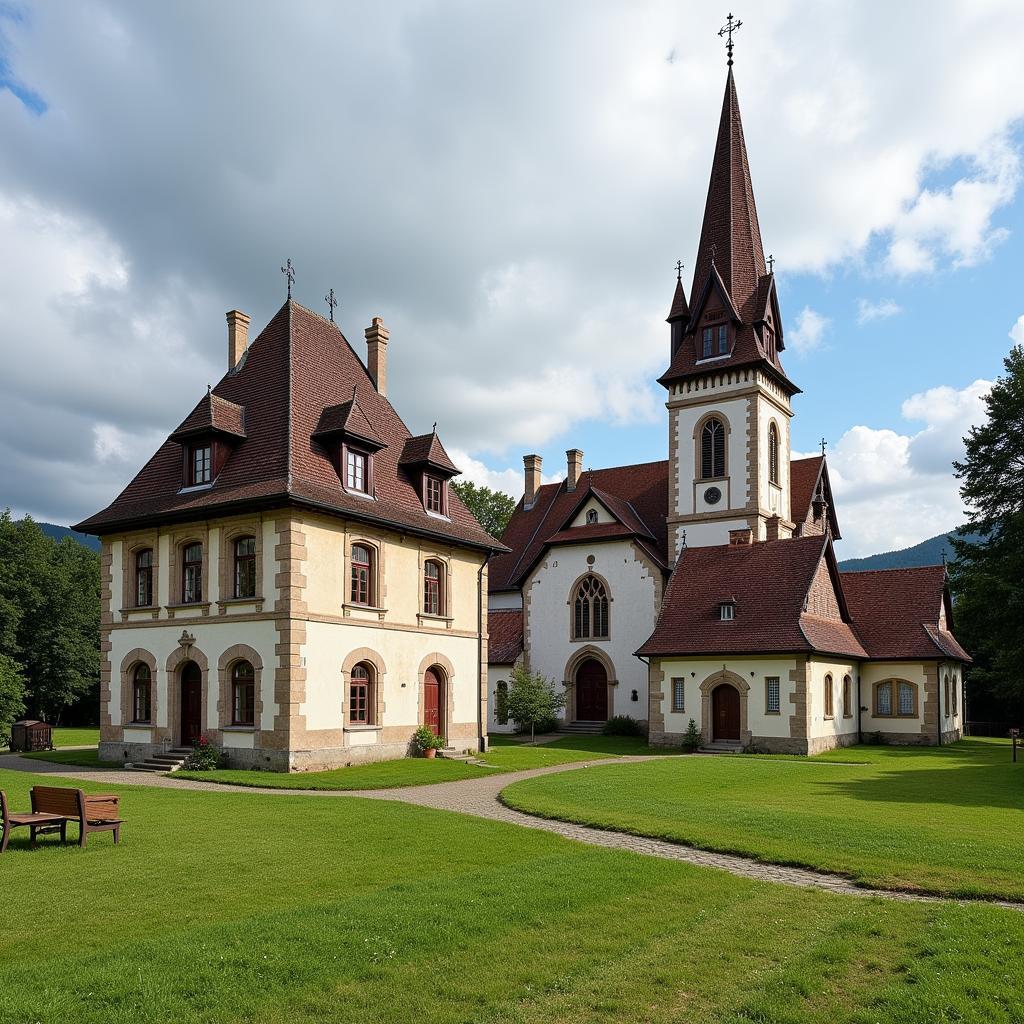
[398,431,460,475]
[312,397,385,450]
[488,608,524,665]
[75,301,505,552]
[169,392,246,441]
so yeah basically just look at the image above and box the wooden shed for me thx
[10,720,53,753]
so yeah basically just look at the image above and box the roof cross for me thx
[820,437,828,457]
[767,253,775,274]
[675,259,684,280]
[325,287,338,323]
[280,258,295,299]
[718,13,742,66]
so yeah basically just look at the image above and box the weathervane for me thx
[325,287,338,323]
[767,253,775,274]
[281,258,295,299]
[675,259,684,280]
[718,12,742,66]
[820,437,828,457]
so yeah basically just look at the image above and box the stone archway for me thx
[698,670,751,746]
[563,646,616,723]
[417,652,455,740]
[166,643,209,747]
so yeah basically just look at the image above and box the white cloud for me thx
[856,298,902,324]
[1010,315,1024,345]
[788,307,829,355]
[447,448,561,499]
[825,379,990,557]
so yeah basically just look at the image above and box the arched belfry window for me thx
[700,418,726,480]
[572,575,609,640]
[768,423,780,485]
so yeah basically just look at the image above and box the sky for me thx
[0,1,1021,558]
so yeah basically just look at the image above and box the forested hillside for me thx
[839,530,978,572]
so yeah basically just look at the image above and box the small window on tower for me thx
[717,325,728,354]
[702,327,713,358]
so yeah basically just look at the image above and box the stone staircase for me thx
[558,720,606,737]
[128,747,192,773]
[437,747,499,767]
[698,740,743,755]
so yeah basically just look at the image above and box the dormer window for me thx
[425,474,444,514]
[719,601,736,621]
[345,447,369,493]
[191,444,212,486]
[702,327,713,358]
[586,508,598,525]
[717,325,728,354]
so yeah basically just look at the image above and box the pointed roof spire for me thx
[691,67,766,323]
[667,261,689,322]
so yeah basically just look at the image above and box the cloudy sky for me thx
[1,1,1022,557]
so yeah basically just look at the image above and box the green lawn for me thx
[21,748,111,769]
[501,738,1024,901]
[1,726,100,754]
[1,765,1022,1023]
[174,734,674,790]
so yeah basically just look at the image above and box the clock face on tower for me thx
[703,486,722,506]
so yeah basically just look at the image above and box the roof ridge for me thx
[840,564,945,577]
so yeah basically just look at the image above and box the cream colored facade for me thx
[100,508,488,770]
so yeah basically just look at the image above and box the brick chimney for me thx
[226,310,250,370]
[729,528,753,546]
[524,454,543,510]
[566,449,583,492]
[365,317,390,397]
[765,515,782,542]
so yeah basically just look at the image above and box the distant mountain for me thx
[39,523,101,552]
[839,530,979,573]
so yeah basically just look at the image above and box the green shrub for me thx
[412,725,444,752]
[183,734,224,771]
[603,715,643,737]
[682,719,702,752]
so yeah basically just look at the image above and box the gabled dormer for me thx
[313,394,387,499]
[169,392,247,491]
[399,430,460,517]
[687,262,741,364]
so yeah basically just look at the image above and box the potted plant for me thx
[413,725,443,758]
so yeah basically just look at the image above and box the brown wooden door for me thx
[712,684,740,741]
[575,658,608,721]
[424,667,443,737]
[180,661,202,746]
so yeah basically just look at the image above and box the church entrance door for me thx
[712,684,740,741]
[179,661,203,747]
[575,658,608,721]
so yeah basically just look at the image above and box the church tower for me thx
[661,56,799,560]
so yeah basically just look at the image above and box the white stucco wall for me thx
[570,497,615,526]
[806,658,859,741]
[758,394,792,526]
[487,663,516,734]
[488,591,524,611]
[523,539,661,722]
[860,661,930,736]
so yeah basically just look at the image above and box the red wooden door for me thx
[424,667,443,737]
[180,662,203,746]
[575,658,608,721]
[712,684,740,741]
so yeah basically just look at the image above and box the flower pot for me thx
[423,747,437,759]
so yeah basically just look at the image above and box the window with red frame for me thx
[349,663,372,724]
[135,548,153,607]
[350,543,373,605]
[233,536,256,598]
[190,444,212,485]
[423,559,443,616]
[425,474,443,513]
[231,660,255,726]
[182,542,203,604]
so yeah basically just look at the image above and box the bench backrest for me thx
[31,786,83,818]
[0,790,8,825]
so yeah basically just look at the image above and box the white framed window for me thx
[672,678,685,712]
[765,676,780,714]
[346,449,367,492]
[719,602,735,621]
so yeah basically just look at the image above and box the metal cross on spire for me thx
[675,259,684,280]
[820,437,828,457]
[325,288,338,323]
[718,12,742,66]
[767,253,775,274]
[281,258,295,299]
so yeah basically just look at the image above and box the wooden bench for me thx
[30,787,124,848]
[0,790,69,853]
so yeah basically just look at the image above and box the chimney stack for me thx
[524,454,543,510]
[765,515,782,542]
[729,528,753,546]
[226,310,251,370]
[365,316,390,397]
[566,449,583,492]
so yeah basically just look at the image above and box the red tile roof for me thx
[841,566,970,661]
[790,455,841,538]
[488,608,524,665]
[75,301,505,553]
[637,536,866,659]
[398,431,460,476]
[169,392,246,441]
[489,460,669,592]
[312,396,385,450]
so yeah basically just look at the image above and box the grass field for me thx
[1,764,1022,1023]
[21,748,111,768]
[501,738,1024,901]
[1,726,99,754]
[174,734,670,789]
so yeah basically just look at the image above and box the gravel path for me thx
[4,752,1021,911]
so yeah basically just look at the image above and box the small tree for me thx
[505,664,566,743]
[451,481,517,539]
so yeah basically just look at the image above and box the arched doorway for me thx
[575,658,608,721]
[424,666,446,739]
[180,660,202,746]
[712,684,740,742]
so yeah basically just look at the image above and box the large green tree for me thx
[0,510,100,723]
[949,345,1024,718]
[451,480,517,539]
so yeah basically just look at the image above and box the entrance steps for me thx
[559,721,606,736]
[437,747,497,767]
[698,741,743,754]
[128,747,192,773]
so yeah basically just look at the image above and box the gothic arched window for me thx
[700,418,726,480]
[768,423,780,485]
[572,575,609,640]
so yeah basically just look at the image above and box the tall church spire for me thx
[691,66,766,323]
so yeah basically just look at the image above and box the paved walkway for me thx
[3,752,1021,911]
